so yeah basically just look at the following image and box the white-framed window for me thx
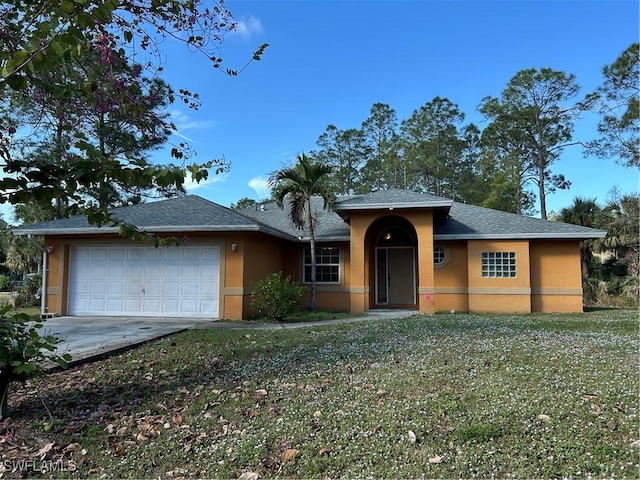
[433,245,451,268]
[304,247,340,283]
[481,251,516,278]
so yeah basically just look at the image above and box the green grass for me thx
[0,291,42,317]
[4,309,639,479]
[249,309,355,323]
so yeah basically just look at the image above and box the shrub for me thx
[18,274,42,306]
[0,275,9,291]
[250,272,305,321]
[0,305,71,419]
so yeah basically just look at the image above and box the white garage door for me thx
[68,245,220,318]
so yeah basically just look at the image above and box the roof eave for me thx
[13,224,298,240]
[336,201,453,211]
[293,235,351,243]
[435,232,607,240]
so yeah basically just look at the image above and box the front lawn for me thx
[2,310,639,479]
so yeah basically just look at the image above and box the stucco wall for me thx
[530,240,584,312]
[43,238,62,315]
[467,240,532,313]
[40,226,587,319]
[348,210,434,314]
[433,241,469,312]
[281,241,351,313]
[406,211,435,315]
[235,232,285,319]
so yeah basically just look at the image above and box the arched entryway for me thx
[367,217,418,308]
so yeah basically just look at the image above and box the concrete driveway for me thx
[39,310,418,367]
[40,316,217,365]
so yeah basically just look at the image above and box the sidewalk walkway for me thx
[197,309,418,330]
[49,310,419,367]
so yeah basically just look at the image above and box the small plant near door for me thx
[0,305,71,419]
[250,272,305,321]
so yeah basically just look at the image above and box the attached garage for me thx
[67,244,220,318]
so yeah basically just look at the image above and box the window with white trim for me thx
[304,247,340,283]
[481,251,516,278]
[433,245,451,268]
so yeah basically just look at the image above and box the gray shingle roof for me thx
[336,188,453,210]
[435,202,606,239]
[238,197,350,241]
[12,195,290,237]
[12,191,606,241]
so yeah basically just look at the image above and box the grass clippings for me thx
[2,309,638,479]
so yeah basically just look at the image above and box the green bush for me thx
[0,304,71,419]
[0,275,9,291]
[584,276,640,308]
[250,272,305,321]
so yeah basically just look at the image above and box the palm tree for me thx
[560,197,602,280]
[269,153,335,311]
[602,194,640,284]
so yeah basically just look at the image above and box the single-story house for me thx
[13,189,606,319]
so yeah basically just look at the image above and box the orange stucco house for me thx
[13,189,606,319]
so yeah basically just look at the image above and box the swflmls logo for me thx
[2,459,77,473]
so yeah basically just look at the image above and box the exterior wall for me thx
[467,240,532,313]
[310,242,351,312]
[281,242,351,312]
[349,212,374,314]
[43,238,62,315]
[348,209,434,315]
[237,232,285,319]
[433,241,469,312]
[530,240,584,312]
[405,211,435,314]
[39,224,587,319]
[432,239,584,314]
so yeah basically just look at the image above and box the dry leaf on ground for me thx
[37,442,55,458]
[281,449,299,463]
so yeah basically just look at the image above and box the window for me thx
[304,247,340,283]
[433,245,451,268]
[482,252,516,278]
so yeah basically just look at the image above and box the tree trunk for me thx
[536,123,548,220]
[538,163,548,220]
[307,201,316,311]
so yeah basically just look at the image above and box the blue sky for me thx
[8,0,638,224]
[161,0,638,216]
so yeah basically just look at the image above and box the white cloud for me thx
[231,16,264,40]
[170,110,189,124]
[168,110,221,145]
[248,176,270,200]
[184,172,229,192]
[169,110,220,139]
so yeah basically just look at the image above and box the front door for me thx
[375,247,416,305]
